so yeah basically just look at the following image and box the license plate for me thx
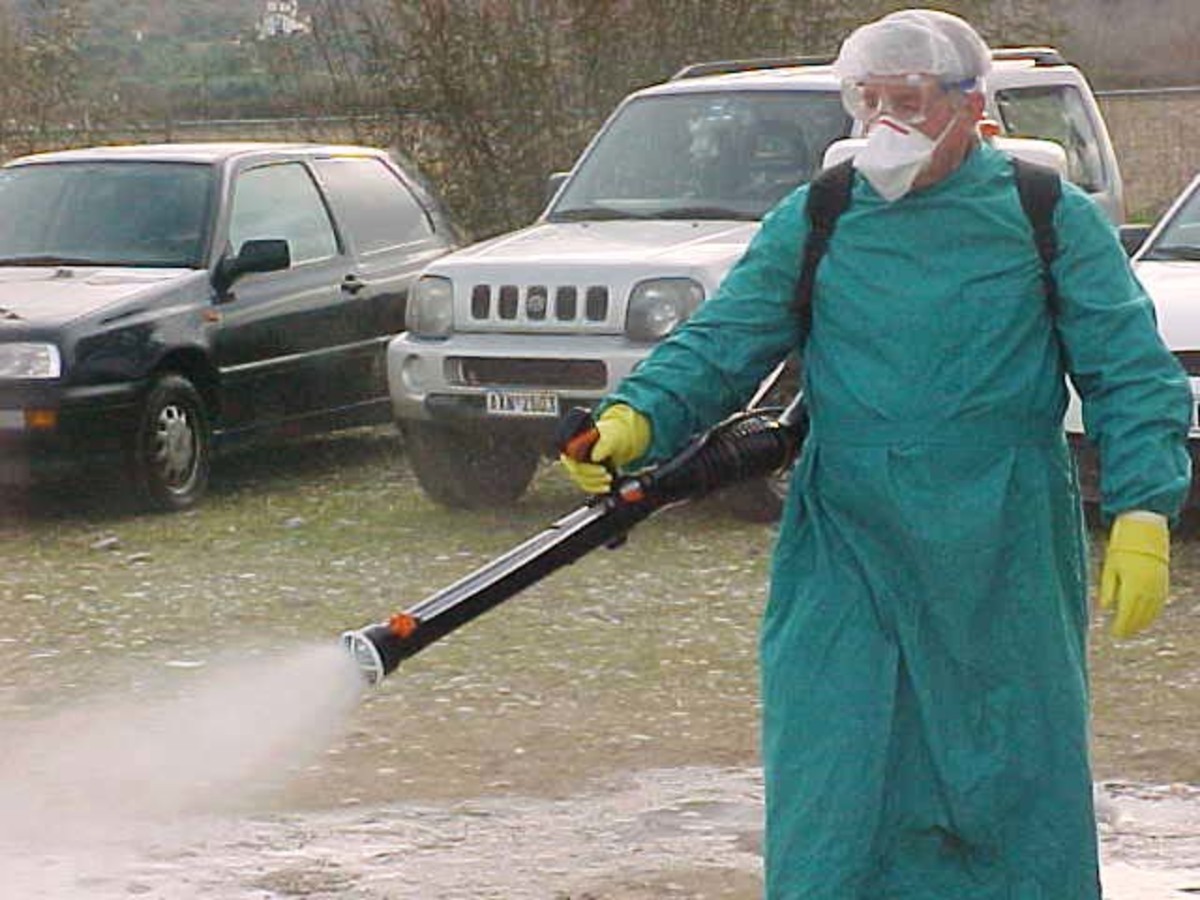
[485,390,560,418]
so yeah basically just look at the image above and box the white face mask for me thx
[853,113,955,202]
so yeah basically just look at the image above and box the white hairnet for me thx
[833,8,992,85]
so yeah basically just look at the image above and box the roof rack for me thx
[671,55,836,81]
[671,46,1070,82]
[990,47,1069,66]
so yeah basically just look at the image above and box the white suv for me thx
[390,49,1124,514]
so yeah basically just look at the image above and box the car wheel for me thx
[716,470,791,524]
[129,374,211,512]
[402,421,538,509]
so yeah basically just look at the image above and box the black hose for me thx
[634,409,805,507]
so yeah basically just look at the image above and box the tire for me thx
[402,421,539,509]
[717,470,791,524]
[129,374,211,512]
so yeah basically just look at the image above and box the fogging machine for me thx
[341,394,807,686]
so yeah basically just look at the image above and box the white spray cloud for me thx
[0,643,366,895]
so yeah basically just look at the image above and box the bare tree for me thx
[2,0,1078,223]
[22,0,90,141]
[0,1,29,156]
[345,0,883,237]
[369,0,582,236]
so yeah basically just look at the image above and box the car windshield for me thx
[0,161,215,268]
[548,90,850,222]
[1141,180,1200,262]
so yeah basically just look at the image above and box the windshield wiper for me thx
[1140,246,1200,262]
[649,206,758,221]
[0,254,111,266]
[548,205,649,222]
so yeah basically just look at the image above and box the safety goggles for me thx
[840,74,974,126]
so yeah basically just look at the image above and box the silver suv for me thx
[390,49,1124,516]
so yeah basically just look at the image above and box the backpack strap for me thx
[790,155,1061,332]
[1011,155,1062,311]
[792,158,855,334]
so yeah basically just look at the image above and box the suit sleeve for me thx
[1052,184,1192,519]
[607,190,810,463]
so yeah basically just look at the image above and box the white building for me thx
[257,0,310,39]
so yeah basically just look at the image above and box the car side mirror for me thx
[1118,224,1151,258]
[212,238,291,296]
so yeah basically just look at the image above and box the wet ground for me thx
[3,765,1199,898]
[1,429,1198,897]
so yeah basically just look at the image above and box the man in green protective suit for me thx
[560,8,1192,899]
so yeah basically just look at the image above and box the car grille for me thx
[450,357,607,389]
[1175,350,1200,376]
[469,283,610,324]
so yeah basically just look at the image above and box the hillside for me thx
[12,0,1200,94]
[17,0,258,42]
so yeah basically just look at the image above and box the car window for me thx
[228,162,339,265]
[312,157,434,254]
[550,90,851,221]
[1141,181,1200,261]
[0,162,213,267]
[993,85,1105,192]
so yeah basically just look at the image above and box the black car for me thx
[0,142,460,510]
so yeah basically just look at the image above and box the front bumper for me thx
[0,380,142,486]
[387,331,653,431]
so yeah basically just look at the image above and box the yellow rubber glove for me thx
[1099,511,1170,639]
[559,404,651,494]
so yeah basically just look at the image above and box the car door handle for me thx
[341,274,367,295]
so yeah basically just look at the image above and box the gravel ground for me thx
[2,432,1197,898]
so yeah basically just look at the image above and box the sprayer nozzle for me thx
[340,627,386,687]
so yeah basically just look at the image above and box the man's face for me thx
[844,72,985,189]
[913,87,985,188]
[906,83,965,143]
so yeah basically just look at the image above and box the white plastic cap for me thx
[833,8,992,86]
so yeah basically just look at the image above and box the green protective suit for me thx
[608,143,1192,899]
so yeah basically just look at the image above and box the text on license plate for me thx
[486,390,560,417]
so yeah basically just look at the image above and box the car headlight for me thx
[407,276,454,337]
[626,278,704,342]
[0,343,62,379]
